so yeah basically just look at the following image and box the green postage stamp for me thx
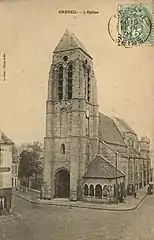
[117,3,154,47]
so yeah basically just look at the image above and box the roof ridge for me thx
[112,117,127,145]
[114,117,136,135]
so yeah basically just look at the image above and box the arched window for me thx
[60,108,68,137]
[103,185,108,197]
[84,184,88,196]
[84,66,91,102]
[85,144,90,168]
[95,184,102,198]
[67,64,73,99]
[87,68,90,102]
[58,66,63,100]
[61,144,65,155]
[90,185,94,196]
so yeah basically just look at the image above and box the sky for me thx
[0,0,153,149]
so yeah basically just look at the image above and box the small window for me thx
[63,56,68,61]
[61,144,65,155]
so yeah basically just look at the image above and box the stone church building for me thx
[42,30,152,202]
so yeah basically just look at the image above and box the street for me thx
[0,194,154,240]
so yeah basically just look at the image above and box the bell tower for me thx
[42,30,99,201]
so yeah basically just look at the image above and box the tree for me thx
[18,141,43,189]
[29,141,43,152]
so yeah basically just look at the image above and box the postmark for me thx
[117,3,153,47]
[108,3,154,47]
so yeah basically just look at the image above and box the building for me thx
[12,150,19,189]
[0,131,14,213]
[42,30,152,202]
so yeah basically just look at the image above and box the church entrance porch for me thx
[55,169,70,198]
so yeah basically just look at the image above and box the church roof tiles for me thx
[99,113,126,146]
[83,155,125,179]
[98,113,141,158]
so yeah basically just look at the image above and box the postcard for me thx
[0,0,154,239]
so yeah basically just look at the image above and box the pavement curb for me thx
[14,193,147,212]
[132,193,147,210]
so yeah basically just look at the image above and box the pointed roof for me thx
[0,130,14,145]
[99,113,126,146]
[83,155,125,179]
[54,29,92,59]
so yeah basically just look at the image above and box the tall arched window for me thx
[84,184,88,196]
[85,144,90,168]
[58,66,63,100]
[95,184,102,198]
[90,185,94,196]
[84,65,91,102]
[61,144,65,155]
[67,64,73,99]
[87,68,90,102]
[103,185,108,197]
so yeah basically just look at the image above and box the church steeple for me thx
[43,30,99,201]
[54,29,92,59]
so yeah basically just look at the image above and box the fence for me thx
[19,186,41,199]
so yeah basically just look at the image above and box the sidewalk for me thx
[0,212,20,224]
[14,187,147,211]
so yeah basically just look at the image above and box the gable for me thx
[83,155,125,179]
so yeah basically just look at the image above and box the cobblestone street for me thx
[0,195,154,240]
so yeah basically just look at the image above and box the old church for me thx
[42,30,152,202]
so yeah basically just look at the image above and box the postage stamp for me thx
[117,3,153,47]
